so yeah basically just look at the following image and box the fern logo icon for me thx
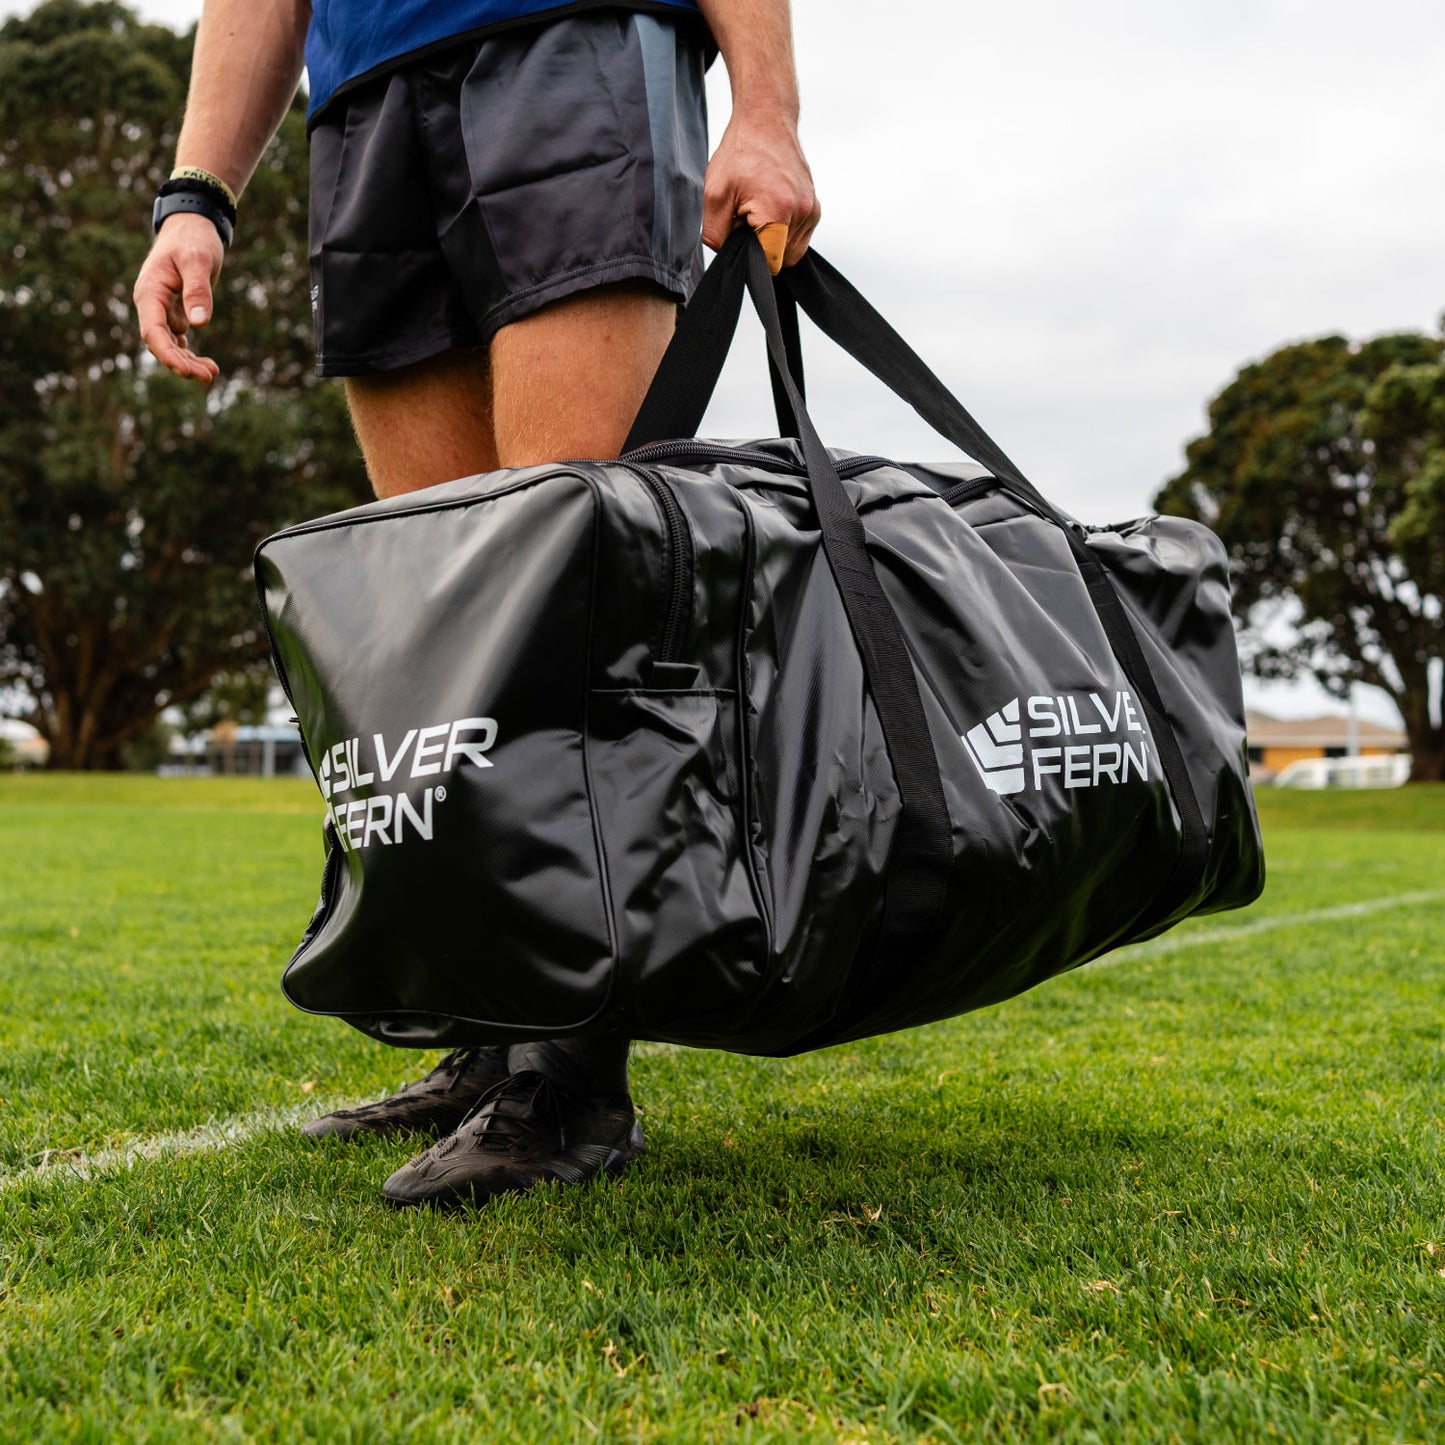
[961,697,1025,796]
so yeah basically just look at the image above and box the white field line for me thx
[1,1097,355,1194]
[6,1049,682,1194]
[7,890,1441,1192]
[1110,888,1445,963]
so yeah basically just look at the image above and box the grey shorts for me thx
[307,11,709,377]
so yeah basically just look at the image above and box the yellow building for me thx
[1245,710,1407,779]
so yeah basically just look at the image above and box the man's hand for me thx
[697,0,819,273]
[130,0,309,382]
[134,214,224,384]
[702,107,820,272]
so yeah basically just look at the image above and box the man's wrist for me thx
[153,190,234,249]
[726,81,800,127]
[170,165,239,210]
[153,172,237,248]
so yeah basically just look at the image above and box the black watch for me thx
[152,191,234,249]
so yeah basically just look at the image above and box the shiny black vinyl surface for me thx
[256,440,1264,1055]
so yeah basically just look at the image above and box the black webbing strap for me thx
[774,253,1212,919]
[1066,532,1210,927]
[740,239,953,961]
[767,273,806,438]
[624,236,800,450]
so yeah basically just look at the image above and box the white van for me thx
[1273,754,1411,789]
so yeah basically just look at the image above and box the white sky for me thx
[8,0,1442,725]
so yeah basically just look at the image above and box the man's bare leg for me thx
[343,348,499,498]
[490,280,677,467]
[314,282,672,1152]
[342,281,675,493]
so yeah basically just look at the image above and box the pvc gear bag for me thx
[255,231,1265,1056]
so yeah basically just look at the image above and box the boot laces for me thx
[461,1071,560,1151]
[433,1047,486,1094]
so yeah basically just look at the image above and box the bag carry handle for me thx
[627,230,804,445]
[632,230,954,963]
[630,238,1054,516]
[773,257,1060,519]
[628,230,1212,945]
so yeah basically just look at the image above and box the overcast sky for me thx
[7,0,1442,723]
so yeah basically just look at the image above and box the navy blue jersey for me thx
[306,0,704,121]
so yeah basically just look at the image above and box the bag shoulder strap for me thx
[777,253,1212,921]
[627,232,1210,956]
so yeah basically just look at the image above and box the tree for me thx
[0,0,368,769]
[172,668,275,739]
[1156,328,1445,781]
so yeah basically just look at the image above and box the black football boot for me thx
[301,1046,511,1141]
[380,1036,640,1207]
[379,1070,644,1207]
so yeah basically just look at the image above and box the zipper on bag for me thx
[618,463,694,664]
[623,438,895,479]
[940,476,997,508]
[624,439,1001,500]
[611,449,997,673]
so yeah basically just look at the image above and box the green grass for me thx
[1,775,1442,1443]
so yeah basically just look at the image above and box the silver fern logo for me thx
[318,716,498,851]
[962,692,1153,797]
[962,699,1025,795]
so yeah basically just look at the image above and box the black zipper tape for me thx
[622,439,897,481]
[940,476,997,508]
[617,463,694,664]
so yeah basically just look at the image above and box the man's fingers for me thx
[700,177,738,253]
[132,216,224,383]
[781,198,821,269]
[181,267,213,327]
[136,275,218,383]
[140,320,218,383]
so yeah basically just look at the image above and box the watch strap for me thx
[152,191,234,249]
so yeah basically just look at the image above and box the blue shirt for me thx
[306,0,704,122]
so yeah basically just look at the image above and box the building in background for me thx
[204,722,310,777]
[165,722,310,778]
[1246,710,1408,783]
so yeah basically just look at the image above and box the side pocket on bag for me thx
[587,687,768,1039]
[291,821,343,967]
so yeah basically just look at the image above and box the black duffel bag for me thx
[255,231,1264,1056]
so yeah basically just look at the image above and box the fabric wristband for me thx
[170,165,238,210]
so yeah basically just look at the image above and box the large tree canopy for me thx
[1155,328,1445,781]
[0,0,368,768]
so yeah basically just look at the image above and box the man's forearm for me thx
[696,0,800,122]
[174,0,310,198]
[693,0,818,265]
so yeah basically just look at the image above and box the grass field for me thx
[1,775,1442,1442]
